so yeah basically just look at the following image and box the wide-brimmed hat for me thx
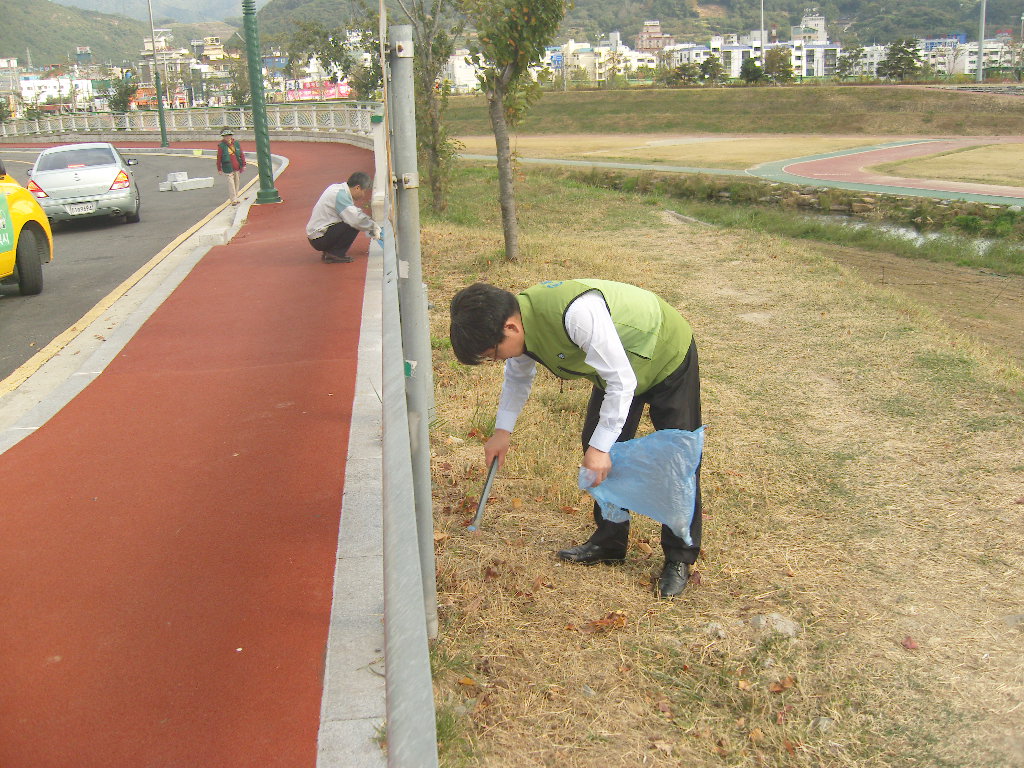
[220,128,234,136]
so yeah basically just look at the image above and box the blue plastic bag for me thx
[578,427,704,545]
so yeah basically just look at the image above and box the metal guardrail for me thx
[380,223,439,766]
[0,102,381,139]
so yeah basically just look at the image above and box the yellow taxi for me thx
[1,155,54,296]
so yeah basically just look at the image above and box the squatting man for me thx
[449,279,703,598]
[305,172,381,263]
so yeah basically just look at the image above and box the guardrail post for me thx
[388,24,438,641]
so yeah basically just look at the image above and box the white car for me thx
[26,142,141,225]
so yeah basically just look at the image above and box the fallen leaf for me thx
[464,595,483,615]
[578,610,628,634]
[737,679,753,691]
[749,727,766,745]
[636,541,654,555]
[457,676,477,687]
[902,636,920,650]
[531,575,552,591]
[559,505,579,514]
[769,675,797,693]
[483,566,499,581]
[689,570,703,586]
[651,739,673,756]
[783,739,797,755]
[467,428,484,439]
[433,531,450,544]
[1015,496,1024,504]
[618,664,632,674]
[656,699,672,714]
[776,704,794,723]
[511,497,523,508]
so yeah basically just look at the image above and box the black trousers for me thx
[580,338,702,564]
[309,221,359,258]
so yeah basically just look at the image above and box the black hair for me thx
[347,171,371,189]
[449,283,520,365]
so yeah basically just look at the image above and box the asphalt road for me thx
[0,147,256,380]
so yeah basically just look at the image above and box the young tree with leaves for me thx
[763,47,793,84]
[282,20,357,85]
[835,45,865,80]
[877,39,923,81]
[739,57,763,84]
[397,0,462,214]
[226,57,252,106]
[700,54,724,85]
[463,0,569,261]
[104,72,139,112]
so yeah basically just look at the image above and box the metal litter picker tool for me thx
[467,457,499,532]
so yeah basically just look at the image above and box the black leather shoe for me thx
[324,253,353,263]
[657,560,689,598]
[556,542,626,565]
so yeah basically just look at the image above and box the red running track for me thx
[784,136,1024,198]
[0,141,374,767]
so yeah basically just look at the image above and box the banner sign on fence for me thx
[285,82,352,102]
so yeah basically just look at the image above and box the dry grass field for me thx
[457,134,872,169]
[868,143,1024,187]
[423,165,1024,767]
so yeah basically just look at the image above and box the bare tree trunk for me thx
[423,86,446,213]
[487,83,519,262]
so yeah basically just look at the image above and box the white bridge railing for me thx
[0,102,382,139]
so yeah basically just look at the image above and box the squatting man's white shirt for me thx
[304,182,377,239]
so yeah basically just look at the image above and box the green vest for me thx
[516,279,692,393]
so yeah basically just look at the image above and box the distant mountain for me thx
[43,0,271,24]
[567,1,1024,46]
[251,0,1024,47]
[0,0,149,67]
[5,0,1023,73]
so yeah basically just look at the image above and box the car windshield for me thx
[37,147,116,172]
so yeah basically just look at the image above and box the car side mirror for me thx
[126,158,138,166]
[25,169,31,177]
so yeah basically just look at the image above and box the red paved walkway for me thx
[0,141,373,767]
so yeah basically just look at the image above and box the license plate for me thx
[65,202,96,215]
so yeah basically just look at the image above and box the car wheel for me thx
[125,201,141,224]
[15,228,44,296]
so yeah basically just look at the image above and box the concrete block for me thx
[166,171,188,183]
[158,181,173,192]
[171,177,215,191]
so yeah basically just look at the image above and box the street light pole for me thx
[146,0,169,146]
[760,0,766,65]
[977,0,987,83]
[241,0,281,204]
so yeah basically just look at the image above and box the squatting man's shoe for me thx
[556,542,626,565]
[657,560,689,598]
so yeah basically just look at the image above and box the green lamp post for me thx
[242,0,281,204]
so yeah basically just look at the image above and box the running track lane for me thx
[0,141,374,767]
[782,136,1024,199]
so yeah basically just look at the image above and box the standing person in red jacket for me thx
[216,128,246,206]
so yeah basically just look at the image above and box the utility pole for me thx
[241,0,281,204]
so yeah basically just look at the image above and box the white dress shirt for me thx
[495,290,637,452]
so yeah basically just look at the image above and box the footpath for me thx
[0,141,386,767]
